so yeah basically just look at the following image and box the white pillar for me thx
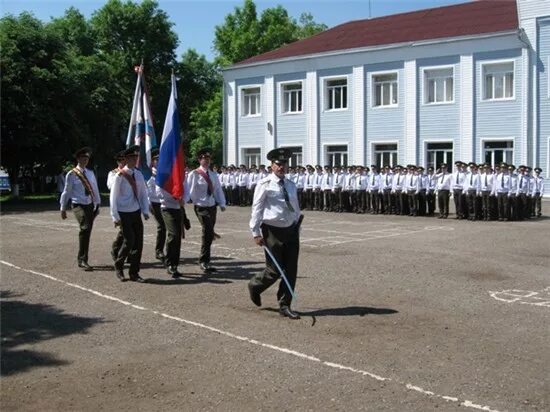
[404,59,418,165]
[352,65,365,165]
[264,76,275,156]
[226,81,237,165]
[306,71,319,165]
[460,54,474,162]
[521,47,530,166]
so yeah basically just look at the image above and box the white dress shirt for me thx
[156,185,182,210]
[435,173,453,191]
[491,173,511,195]
[531,175,544,195]
[60,166,100,211]
[369,173,380,191]
[480,173,494,192]
[463,172,481,194]
[147,168,160,203]
[249,173,301,237]
[109,166,149,222]
[184,166,226,208]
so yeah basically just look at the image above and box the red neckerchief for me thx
[195,167,213,196]
[71,167,95,200]
[118,169,138,199]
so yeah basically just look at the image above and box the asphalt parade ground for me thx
[1,204,549,411]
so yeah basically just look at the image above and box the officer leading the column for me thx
[248,148,303,320]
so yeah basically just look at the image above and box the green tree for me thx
[213,0,327,66]
[90,0,178,148]
[177,49,221,134]
[188,90,223,165]
[0,13,74,193]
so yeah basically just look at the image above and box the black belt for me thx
[72,203,93,207]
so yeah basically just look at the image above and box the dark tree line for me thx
[1,0,326,195]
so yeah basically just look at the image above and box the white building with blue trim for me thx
[222,0,550,195]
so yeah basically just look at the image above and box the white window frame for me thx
[322,75,349,112]
[280,80,304,115]
[423,139,454,170]
[479,137,515,167]
[370,140,399,168]
[480,59,515,102]
[240,85,262,118]
[422,65,455,105]
[323,143,349,167]
[371,70,399,108]
[241,146,262,168]
[281,145,304,167]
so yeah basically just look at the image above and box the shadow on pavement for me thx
[265,305,398,317]
[0,290,104,376]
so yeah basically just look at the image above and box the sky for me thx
[1,0,468,61]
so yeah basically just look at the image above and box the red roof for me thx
[235,0,518,66]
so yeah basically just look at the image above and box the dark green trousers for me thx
[115,210,143,277]
[249,223,300,308]
[72,203,95,263]
[194,205,217,264]
[151,202,166,256]
[161,208,182,270]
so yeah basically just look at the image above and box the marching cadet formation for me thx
[215,160,544,222]
[60,146,544,319]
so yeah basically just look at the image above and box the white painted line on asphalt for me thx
[1,259,503,412]
[488,288,550,308]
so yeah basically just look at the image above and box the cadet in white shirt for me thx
[380,166,393,214]
[479,164,494,221]
[185,148,226,273]
[463,162,481,221]
[248,148,302,320]
[451,161,467,219]
[147,148,167,262]
[516,165,531,220]
[531,167,544,217]
[507,165,519,220]
[60,146,101,271]
[236,165,249,206]
[416,166,427,217]
[321,165,333,212]
[404,165,418,216]
[107,150,127,262]
[303,165,315,210]
[331,166,344,212]
[313,165,323,211]
[426,167,437,216]
[368,166,381,214]
[491,162,511,221]
[109,145,150,282]
[435,163,452,218]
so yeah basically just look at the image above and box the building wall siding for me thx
[538,18,550,174]
[352,65,365,165]
[417,57,461,166]
[236,77,265,163]
[474,49,523,164]
[318,68,353,153]
[365,61,405,164]
[274,72,307,148]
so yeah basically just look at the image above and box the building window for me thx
[325,78,347,110]
[483,62,514,101]
[242,87,261,117]
[326,145,348,167]
[282,83,303,114]
[373,73,398,107]
[424,68,454,104]
[426,142,453,170]
[243,148,261,167]
[373,144,398,168]
[483,140,513,166]
[284,146,303,167]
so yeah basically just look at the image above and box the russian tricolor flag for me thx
[126,64,157,179]
[156,73,185,200]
